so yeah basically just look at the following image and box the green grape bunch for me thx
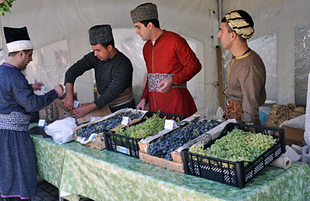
[0,0,16,16]
[115,113,165,139]
[189,129,276,162]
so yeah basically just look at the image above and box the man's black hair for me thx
[140,19,160,28]
[100,40,115,49]
[8,49,31,57]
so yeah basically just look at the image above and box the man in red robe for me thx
[130,3,202,117]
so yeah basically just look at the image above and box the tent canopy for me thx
[0,0,308,115]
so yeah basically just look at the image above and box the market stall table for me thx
[30,134,310,201]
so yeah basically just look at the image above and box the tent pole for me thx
[218,0,223,25]
[216,46,224,110]
[217,0,224,110]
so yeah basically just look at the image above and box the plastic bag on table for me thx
[215,107,224,121]
[279,115,305,130]
[44,117,77,144]
[204,107,224,121]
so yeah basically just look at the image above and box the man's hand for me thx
[156,78,173,93]
[70,103,97,119]
[32,82,44,91]
[63,95,74,111]
[63,83,74,111]
[136,99,146,110]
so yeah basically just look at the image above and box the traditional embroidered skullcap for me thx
[130,3,158,23]
[4,26,33,53]
[89,24,114,45]
[225,10,254,40]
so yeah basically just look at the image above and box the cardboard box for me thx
[54,99,112,124]
[76,104,112,124]
[54,99,72,120]
[281,125,305,146]
[73,133,106,150]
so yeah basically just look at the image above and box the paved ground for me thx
[33,179,93,201]
[0,180,62,201]
[32,180,60,201]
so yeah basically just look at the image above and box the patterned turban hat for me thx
[224,10,254,40]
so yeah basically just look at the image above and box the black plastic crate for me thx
[104,111,185,158]
[104,131,141,158]
[182,123,285,188]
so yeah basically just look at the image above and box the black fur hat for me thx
[89,24,113,45]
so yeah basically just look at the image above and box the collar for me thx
[149,30,166,45]
[2,62,19,70]
[234,49,252,60]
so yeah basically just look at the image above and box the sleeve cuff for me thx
[171,76,179,85]
[53,89,60,97]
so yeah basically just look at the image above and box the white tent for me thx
[0,0,309,115]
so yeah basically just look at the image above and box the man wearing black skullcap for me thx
[130,3,202,117]
[0,27,64,200]
[64,24,135,117]
[217,10,266,125]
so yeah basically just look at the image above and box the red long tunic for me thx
[141,31,202,117]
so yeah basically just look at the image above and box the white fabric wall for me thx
[222,0,310,107]
[3,0,308,114]
[0,0,220,114]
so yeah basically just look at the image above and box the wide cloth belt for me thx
[107,86,134,108]
[0,112,31,131]
[224,99,244,123]
[148,73,187,92]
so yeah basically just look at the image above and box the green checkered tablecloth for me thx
[31,135,310,201]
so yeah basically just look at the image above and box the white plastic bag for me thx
[279,115,305,130]
[204,107,224,120]
[44,117,77,144]
[215,107,224,121]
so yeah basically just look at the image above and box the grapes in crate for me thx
[147,119,221,161]
[115,113,165,139]
[189,128,276,162]
[75,111,144,139]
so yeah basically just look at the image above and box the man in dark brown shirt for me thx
[217,10,266,125]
